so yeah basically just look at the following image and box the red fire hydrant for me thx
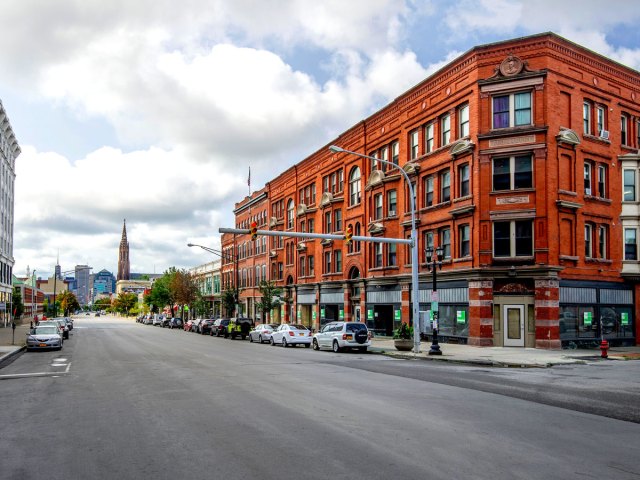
[600,339,609,358]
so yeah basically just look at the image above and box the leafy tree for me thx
[144,268,176,313]
[12,287,24,319]
[94,297,112,311]
[255,281,282,322]
[57,291,80,316]
[221,288,237,317]
[170,269,199,319]
[113,292,138,315]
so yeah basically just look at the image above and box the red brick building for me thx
[225,33,640,348]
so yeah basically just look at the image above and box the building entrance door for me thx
[503,305,525,347]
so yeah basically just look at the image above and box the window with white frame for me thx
[324,211,332,233]
[459,164,470,197]
[585,224,593,258]
[440,228,451,259]
[349,167,361,206]
[374,193,383,220]
[597,165,607,198]
[374,242,383,268]
[599,225,607,259]
[493,220,533,257]
[334,250,342,272]
[621,115,629,146]
[388,243,397,266]
[391,141,399,165]
[493,155,532,191]
[287,199,295,229]
[583,101,591,135]
[459,104,469,138]
[299,256,306,277]
[410,130,420,159]
[625,228,637,260]
[423,231,433,262]
[624,169,636,201]
[388,189,397,216]
[584,162,593,195]
[425,123,435,153]
[308,256,314,275]
[334,209,342,231]
[493,91,532,128]
[596,106,606,135]
[380,146,389,172]
[441,114,451,146]
[324,251,332,274]
[440,170,450,202]
[459,224,470,257]
[425,175,434,207]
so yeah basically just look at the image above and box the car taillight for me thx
[288,331,295,336]
[342,334,353,340]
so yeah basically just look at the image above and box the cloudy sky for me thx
[2,0,640,279]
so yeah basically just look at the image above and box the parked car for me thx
[270,324,312,347]
[312,321,371,353]
[63,317,74,330]
[168,317,183,329]
[184,319,197,332]
[152,315,164,327]
[211,318,230,337]
[38,320,69,340]
[143,315,155,325]
[225,317,253,339]
[248,323,279,344]
[26,325,63,351]
[198,318,216,335]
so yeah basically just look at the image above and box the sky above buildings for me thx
[2,0,640,278]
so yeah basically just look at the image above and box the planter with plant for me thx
[393,323,414,351]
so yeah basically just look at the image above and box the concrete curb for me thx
[0,346,26,369]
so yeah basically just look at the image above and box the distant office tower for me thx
[75,265,91,306]
[117,220,130,281]
[0,100,20,322]
[92,269,116,298]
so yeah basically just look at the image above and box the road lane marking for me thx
[0,362,71,380]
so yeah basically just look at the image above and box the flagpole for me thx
[248,166,251,195]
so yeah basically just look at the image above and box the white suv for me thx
[312,321,371,353]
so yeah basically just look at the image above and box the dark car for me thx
[211,318,230,337]
[198,318,216,335]
[161,317,171,328]
[225,317,254,340]
[168,317,183,329]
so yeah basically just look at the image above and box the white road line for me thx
[0,362,71,380]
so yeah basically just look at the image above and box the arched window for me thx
[349,167,361,206]
[287,199,295,229]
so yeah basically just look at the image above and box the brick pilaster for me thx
[468,280,494,346]
[534,279,561,349]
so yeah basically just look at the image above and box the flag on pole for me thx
[248,166,251,188]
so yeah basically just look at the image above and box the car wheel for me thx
[249,335,254,343]
[332,341,342,353]
[282,338,288,348]
[270,337,275,346]
[313,339,320,350]
[258,335,263,344]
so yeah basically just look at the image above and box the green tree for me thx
[170,269,198,319]
[144,268,176,313]
[221,288,237,317]
[12,287,24,319]
[113,292,138,315]
[94,297,112,311]
[255,281,281,322]
[57,291,80,316]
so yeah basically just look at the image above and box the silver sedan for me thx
[248,323,279,344]
[26,326,63,351]
[270,324,312,348]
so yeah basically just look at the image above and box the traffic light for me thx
[250,221,258,240]
[344,225,353,245]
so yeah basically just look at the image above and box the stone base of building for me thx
[535,339,562,350]
[468,336,494,347]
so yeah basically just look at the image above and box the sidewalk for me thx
[370,338,640,367]
[0,321,30,367]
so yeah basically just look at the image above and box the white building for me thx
[0,100,19,325]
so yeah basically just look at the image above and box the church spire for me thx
[117,219,130,281]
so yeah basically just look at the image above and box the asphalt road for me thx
[1,316,639,480]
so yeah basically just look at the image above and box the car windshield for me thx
[268,324,279,329]
[290,324,308,330]
[346,323,367,333]
[34,327,58,335]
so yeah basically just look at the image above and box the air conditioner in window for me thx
[599,130,610,140]
[585,188,592,195]
[389,210,396,216]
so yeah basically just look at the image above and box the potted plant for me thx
[393,323,414,351]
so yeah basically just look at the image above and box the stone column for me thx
[468,280,494,346]
[534,279,560,349]
[343,283,352,322]
[400,281,410,325]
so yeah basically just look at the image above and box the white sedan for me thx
[249,323,279,344]
[270,324,312,348]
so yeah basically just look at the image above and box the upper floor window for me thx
[493,220,533,258]
[324,211,332,233]
[380,146,389,172]
[324,251,332,274]
[425,123,435,153]
[425,175,434,207]
[334,209,342,231]
[440,228,451,259]
[596,106,606,134]
[423,231,434,262]
[334,250,342,273]
[373,243,383,268]
[624,169,636,201]
[349,167,361,206]
[584,162,592,195]
[585,224,593,258]
[493,155,532,191]
[459,104,469,138]
[440,170,450,203]
[388,243,397,266]
[493,91,531,129]
[286,199,295,229]
[410,130,420,159]
[308,218,315,233]
[597,165,607,198]
[299,256,306,277]
[621,115,629,146]
[583,101,591,135]
[441,114,451,146]
[459,164,470,197]
[374,193,383,220]
[388,189,397,216]
[625,228,637,260]
[309,255,314,275]
[599,225,607,259]
[391,141,399,165]
[459,224,470,258]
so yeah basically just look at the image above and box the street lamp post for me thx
[188,243,240,316]
[329,145,422,353]
[425,246,443,355]
[32,270,36,320]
